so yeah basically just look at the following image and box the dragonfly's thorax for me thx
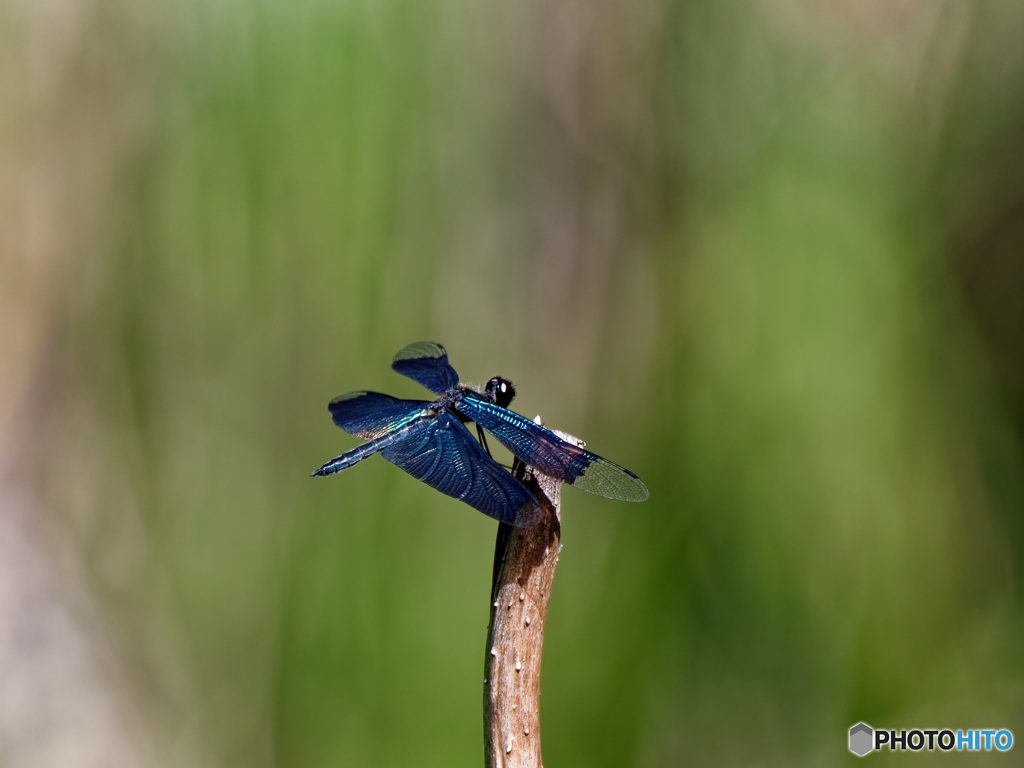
[431,387,468,415]
[431,381,514,425]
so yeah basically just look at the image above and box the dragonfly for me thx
[310,342,649,527]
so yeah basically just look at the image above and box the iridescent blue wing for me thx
[391,341,460,394]
[457,398,649,502]
[328,391,431,438]
[380,411,542,527]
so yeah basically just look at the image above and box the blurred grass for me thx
[2,0,1024,766]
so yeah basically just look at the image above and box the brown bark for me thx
[483,462,565,768]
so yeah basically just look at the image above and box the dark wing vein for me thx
[328,391,431,439]
[457,398,649,502]
[380,412,541,526]
[391,341,460,394]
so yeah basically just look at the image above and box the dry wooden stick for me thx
[483,428,577,768]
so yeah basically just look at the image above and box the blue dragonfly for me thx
[311,342,649,527]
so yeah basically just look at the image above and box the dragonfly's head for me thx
[484,377,516,409]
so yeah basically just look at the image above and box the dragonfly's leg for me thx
[511,456,526,483]
[476,424,493,457]
[478,424,521,474]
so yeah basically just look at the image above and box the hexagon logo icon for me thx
[849,722,874,757]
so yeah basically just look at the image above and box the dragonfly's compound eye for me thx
[486,377,516,408]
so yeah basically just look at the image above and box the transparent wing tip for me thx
[392,341,447,363]
[622,470,650,502]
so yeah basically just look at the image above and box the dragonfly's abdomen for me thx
[310,419,429,477]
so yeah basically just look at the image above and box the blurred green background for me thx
[2,0,1023,766]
